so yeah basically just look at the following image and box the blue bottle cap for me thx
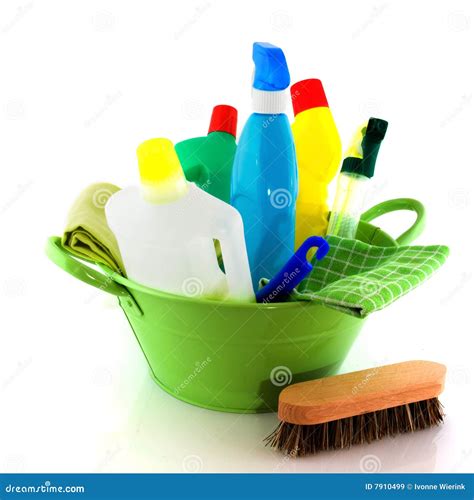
[252,42,290,91]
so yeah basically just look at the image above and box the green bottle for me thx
[175,105,237,203]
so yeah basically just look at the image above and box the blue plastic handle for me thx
[256,236,330,304]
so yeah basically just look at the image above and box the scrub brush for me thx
[265,360,446,456]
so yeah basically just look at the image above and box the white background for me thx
[0,0,473,473]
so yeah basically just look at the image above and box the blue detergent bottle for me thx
[231,42,298,291]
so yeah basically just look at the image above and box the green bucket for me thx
[46,198,425,413]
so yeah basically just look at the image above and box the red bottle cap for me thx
[208,105,238,137]
[291,79,329,116]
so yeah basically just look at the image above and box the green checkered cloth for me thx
[291,236,449,318]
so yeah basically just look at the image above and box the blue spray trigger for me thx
[252,42,290,92]
[255,236,330,303]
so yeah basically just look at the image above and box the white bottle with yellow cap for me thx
[105,138,254,301]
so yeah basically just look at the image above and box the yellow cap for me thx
[136,138,188,204]
[344,122,367,159]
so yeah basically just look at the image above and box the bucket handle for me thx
[360,198,426,246]
[45,236,142,316]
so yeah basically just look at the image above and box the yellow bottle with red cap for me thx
[291,79,342,246]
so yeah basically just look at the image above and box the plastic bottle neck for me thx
[251,88,287,114]
[140,178,189,204]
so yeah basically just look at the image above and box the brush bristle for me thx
[265,397,444,457]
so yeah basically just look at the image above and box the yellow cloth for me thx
[62,183,125,275]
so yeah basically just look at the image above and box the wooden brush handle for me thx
[278,360,446,425]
